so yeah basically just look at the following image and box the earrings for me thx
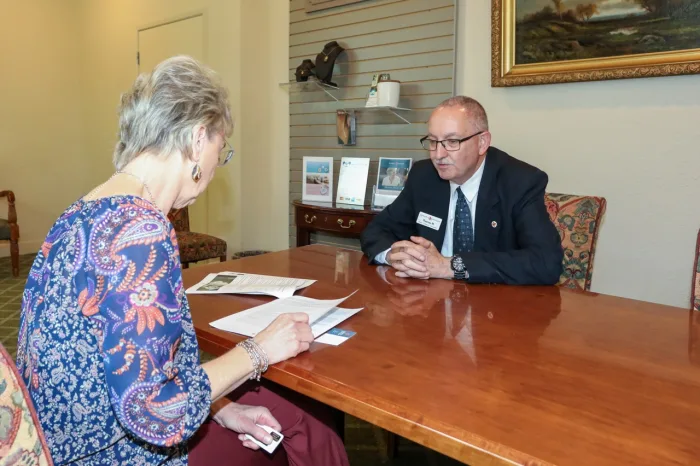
[192,164,202,182]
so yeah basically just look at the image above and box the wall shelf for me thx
[339,106,412,125]
[279,78,340,102]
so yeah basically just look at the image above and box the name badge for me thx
[416,212,442,230]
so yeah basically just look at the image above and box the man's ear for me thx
[478,131,492,155]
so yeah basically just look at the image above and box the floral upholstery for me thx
[0,343,53,466]
[545,193,607,291]
[176,232,227,264]
[691,230,700,311]
[167,207,227,265]
[168,207,190,233]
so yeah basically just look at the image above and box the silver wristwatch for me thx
[451,255,468,280]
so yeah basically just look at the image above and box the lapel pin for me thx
[491,221,498,228]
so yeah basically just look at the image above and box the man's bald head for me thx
[433,96,489,132]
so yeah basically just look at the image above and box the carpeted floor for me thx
[0,254,463,465]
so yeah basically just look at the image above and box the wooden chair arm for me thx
[0,190,17,224]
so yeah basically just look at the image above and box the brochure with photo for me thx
[302,156,334,203]
[376,157,412,195]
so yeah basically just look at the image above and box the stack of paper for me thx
[209,292,362,339]
[186,272,315,299]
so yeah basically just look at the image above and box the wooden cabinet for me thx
[293,200,379,247]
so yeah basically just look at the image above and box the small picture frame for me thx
[302,156,334,203]
[376,157,412,195]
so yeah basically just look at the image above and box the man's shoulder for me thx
[488,147,547,182]
[408,159,438,181]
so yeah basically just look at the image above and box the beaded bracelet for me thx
[237,339,268,381]
[247,339,269,374]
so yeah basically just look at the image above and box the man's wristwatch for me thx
[450,255,468,280]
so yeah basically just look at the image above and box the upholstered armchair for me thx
[0,190,20,277]
[545,193,607,291]
[0,343,54,465]
[167,207,227,268]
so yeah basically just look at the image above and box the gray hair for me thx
[435,96,489,131]
[113,55,233,170]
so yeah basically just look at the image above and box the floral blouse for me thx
[16,196,211,465]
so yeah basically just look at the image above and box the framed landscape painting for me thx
[492,0,700,86]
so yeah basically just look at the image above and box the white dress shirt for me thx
[375,159,486,263]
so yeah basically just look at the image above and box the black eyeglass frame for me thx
[419,131,484,151]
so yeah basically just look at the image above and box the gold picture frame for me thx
[492,0,700,86]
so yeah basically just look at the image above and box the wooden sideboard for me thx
[292,200,379,247]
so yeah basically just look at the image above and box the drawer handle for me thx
[337,219,356,229]
[304,214,316,224]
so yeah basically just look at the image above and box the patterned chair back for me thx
[0,343,53,465]
[168,207,190,233]
[545,193,607,291]
[691,230,700,311]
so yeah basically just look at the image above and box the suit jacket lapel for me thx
[474,151,501,251]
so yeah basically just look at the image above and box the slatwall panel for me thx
[288,0,456,248]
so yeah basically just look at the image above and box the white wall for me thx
[80,0,245,253]
[240,1,291,252]
[456,0,700,307]
[79,0,290,256]
[0,0,86,256]
[1,0,289,260]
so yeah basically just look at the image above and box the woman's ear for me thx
[190,125,208,162]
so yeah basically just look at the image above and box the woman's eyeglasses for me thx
[219,140,234,166]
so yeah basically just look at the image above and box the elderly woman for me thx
[16,56,349,466]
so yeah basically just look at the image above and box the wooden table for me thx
[184,245,700,465]
[292,200,379,247]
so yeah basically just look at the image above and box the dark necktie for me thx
[453,187,474,255]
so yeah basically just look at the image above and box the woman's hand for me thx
[254,313,314,365]
[212,399,282,450]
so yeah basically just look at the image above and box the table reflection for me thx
[358,264,562,366]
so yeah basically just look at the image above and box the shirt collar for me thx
[449,157,486,203]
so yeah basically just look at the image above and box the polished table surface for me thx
[184,245,700,465]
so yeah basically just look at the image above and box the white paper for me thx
[302,156,334,203]
[186,272,315,299]
[315,333,346,345]
[310,307,362,338]
[336,157,370,206]
[209,292,362,338]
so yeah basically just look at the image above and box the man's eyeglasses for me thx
[219,140,234,166]
[420,131,484,151]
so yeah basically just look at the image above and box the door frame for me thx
[136,10,209,74]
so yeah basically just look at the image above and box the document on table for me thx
[186,272,315,299]
[209,292,363,338]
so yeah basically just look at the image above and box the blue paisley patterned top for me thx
[16,196,212,465]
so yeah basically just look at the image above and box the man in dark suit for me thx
[360,96,563,285]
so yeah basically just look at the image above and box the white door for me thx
[138,15,208,233]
